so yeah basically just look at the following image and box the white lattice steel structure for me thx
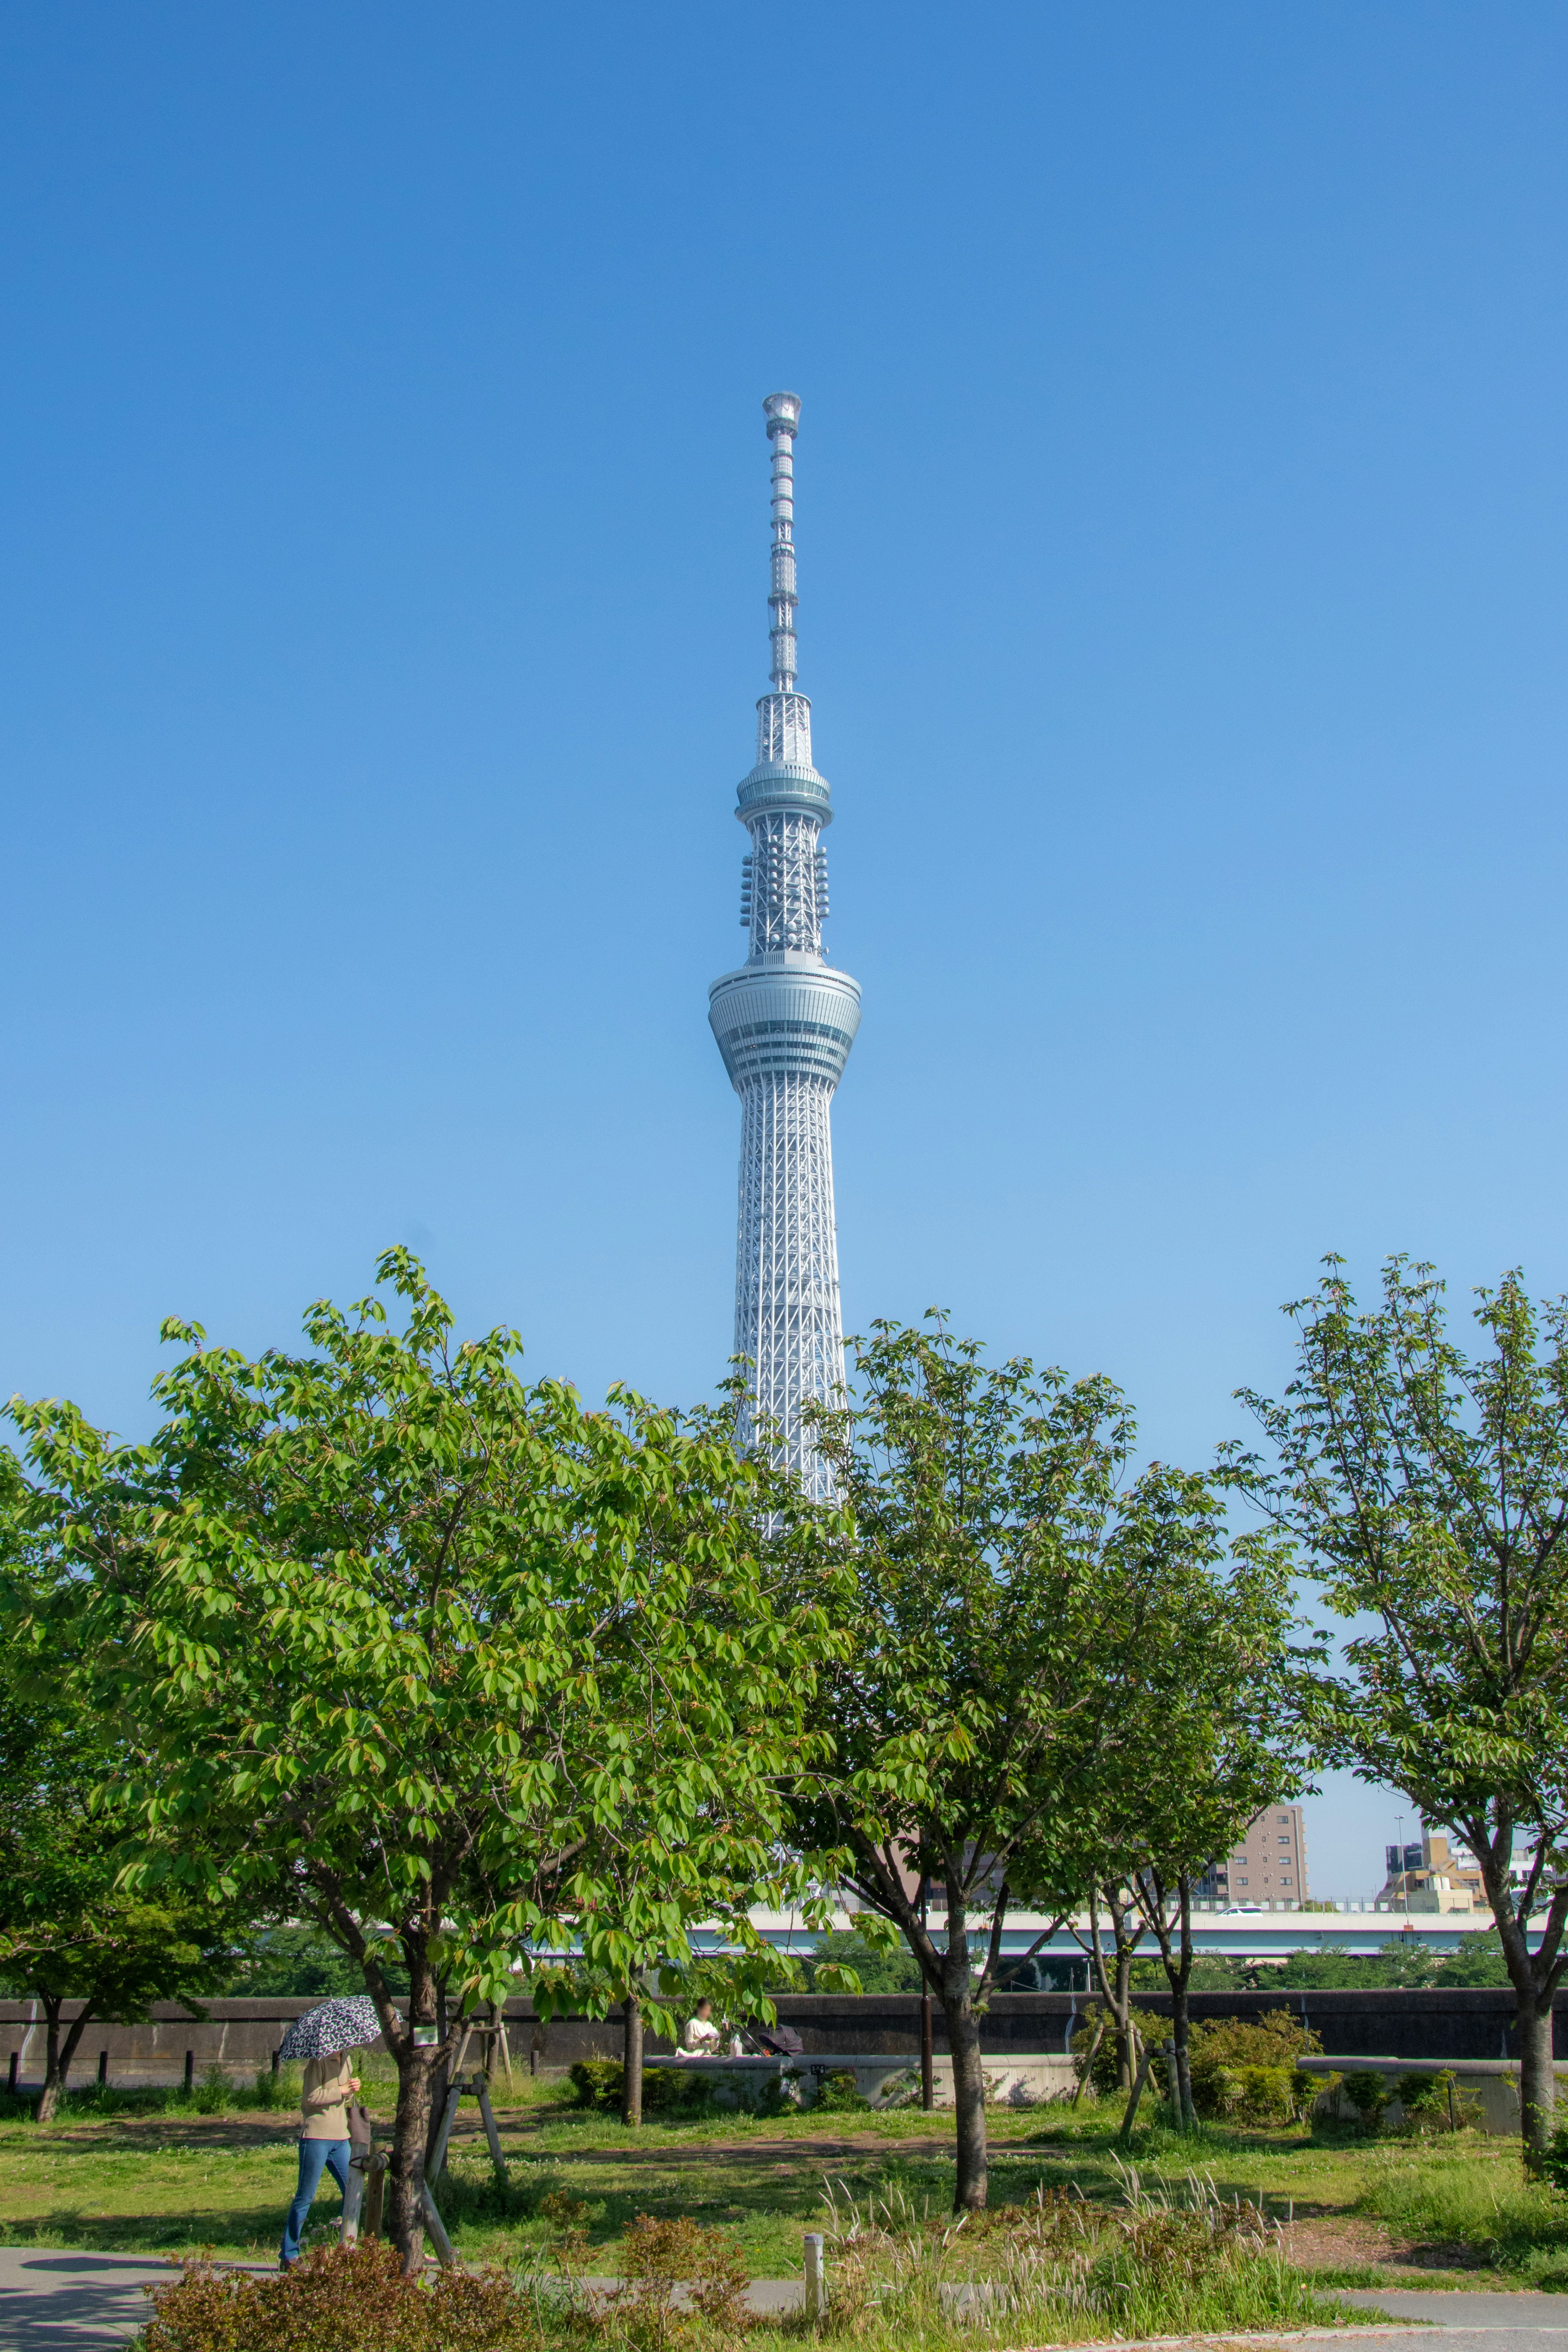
[708,393,861,1499]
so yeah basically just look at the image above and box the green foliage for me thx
[568,2060,714,2118]
[1355,2142,1568,2275]
[1128,1954,1256,1992]
[1339,2071,1390,2131]
[1071,2004,1124,2097]
[789,1929,923,1994]
[1222,1257,1568,2154]
[1391,2069,1486,2134]
[137,2239,545,2351]
[1433,1931,1513,1989]
[569,2058,624,2109]
[813,2067,871,2113]
[0,1592,245,2116]
[225,1927,375,1999]
[8,1251,848,2241]
[1196,2063,1322,2126]
[1187,2009,1321,2121]
[815,2169,1357,2345]
[609,2212,753,2349]
[1541,2122,1568,2194]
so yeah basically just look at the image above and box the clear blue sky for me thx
[5,4,1564,1901]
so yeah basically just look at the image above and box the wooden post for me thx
[420,2182,456,2266]
[1071,2016,1105,2108]
[476,2076,508,2183]
[1117,2039,1154,2144]
[804,2232,826,2324]
[183,2050,194,2094]
[918,1877,935,2112]
[97,2051,108,2087]
[492,2001,514,2091]
[341,2156,366,2244]
[7,2052,17,2094]
[364,2155,387,2240]
[622,1993,644,2128]
[427,2080,463,2185]
[270,2047,281,2077]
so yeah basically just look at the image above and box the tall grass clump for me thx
[811,2159,1360,2344]
[1356,2144,1568,2281]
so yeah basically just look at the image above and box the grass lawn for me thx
[0,2068,1564,2294]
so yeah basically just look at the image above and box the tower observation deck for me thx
[708,393,860,1498]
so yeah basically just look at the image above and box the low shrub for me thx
[1188,2009,1321,2122]
[1339,2072,1390,2133]
[1542,2122,1568,2196]
[1069,2004,1127,2099]
[603,2213,751,2350]
[1197,2063,1321,2127]
[568,2061,714,2118]
[1393,2070,1484,2134]
[192,2064,230,2116]
[812,2069,869,2115]
[136,2239,544,2351]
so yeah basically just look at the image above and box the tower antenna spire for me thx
[763,391,802,690]
[708,392,862,1501]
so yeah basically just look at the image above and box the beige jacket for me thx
[300,2052,356,2141]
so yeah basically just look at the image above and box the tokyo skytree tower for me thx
[708,393,861,1499]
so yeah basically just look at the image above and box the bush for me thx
[138,2240,543,2350]
[1070,2003,1127,2098]
[1539,2122,1568,2195]
[812,2069,869,2114]
[604,2214,750,2350]
[1188,2009,1321,2122]
[1339,2071,1390,2132]
[1393,2069,1484,2134]
[192,2064,231,2115]
[567,2061,714,2118]
[1196,2063,1321,2127]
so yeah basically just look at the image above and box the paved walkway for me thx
[0,2251,182,2350]
[2,2253,1566,2352]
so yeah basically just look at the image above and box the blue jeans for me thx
[281,2137,350,2265]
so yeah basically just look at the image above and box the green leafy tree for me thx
[0,1631,241,2121]
[11,1252,844,2263]
[1107,1543,1300,2132]
[994,1489,1299,2129]
[1433,1930,1513,1989]
[796,1314,1209,2212]
[1223,1258,1568,2168]
[225,1927,376,1999]
[784,1928,924,1994]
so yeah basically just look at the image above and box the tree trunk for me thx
[622,1993,643,2127]
[35,1996,94,2126]
[389,1952,446,2278]
[1476,1834,1566,2175]
[389,2040,441,2275]
[1518,2000,1557,2170]
[1170,1980,1196,2130]
[946,1996,988,2212]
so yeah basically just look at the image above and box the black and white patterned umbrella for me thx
[275,1996,382,2064]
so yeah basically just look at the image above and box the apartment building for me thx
[1194,1803,1309,1908]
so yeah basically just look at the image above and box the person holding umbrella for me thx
[274,1996,380,2269]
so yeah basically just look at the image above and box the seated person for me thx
[676,1998,722,2058]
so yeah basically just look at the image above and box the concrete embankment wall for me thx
[3,1986,1564,2091]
